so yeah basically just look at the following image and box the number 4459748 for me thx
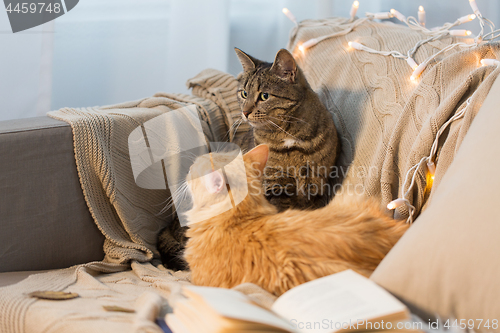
[444,319,498,330]
[5,2,62,14]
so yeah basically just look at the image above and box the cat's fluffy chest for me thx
[282,138,304,148]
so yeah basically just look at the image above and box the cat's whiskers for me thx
[223,118,243,142]
[266,120,300,141]
[274,114,310,125]
[181,151,199,163]
[266,115,291,126]
[233,118,244,138]
[159,181,190,215]
[263,121,275,133]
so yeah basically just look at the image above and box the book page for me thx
[183,286,297,332]
[271,270,408,333]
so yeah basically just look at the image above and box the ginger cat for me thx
[184,145,409,296]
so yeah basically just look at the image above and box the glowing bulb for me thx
[390,9,406,22]
[350,1,360,19]
[410,62,427,81]
[480,59,500,67]
[406,57,418,70]
[302,38,318,50]
[282,8,297,25]
[373,12,393,20]
[418,6,426,26]
[387,198,406,210]
[427,161,436,176]
[449,29,472,37]
[298,45,305,53]
[348,41,363,50]
[458,14,476,24]
[468,0,480,15]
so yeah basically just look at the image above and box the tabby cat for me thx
[235,48,339,211]
[158,48,340,269]
[184,145,409,296]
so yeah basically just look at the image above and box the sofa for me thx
[1,16,500,333]
[0,116,105,282]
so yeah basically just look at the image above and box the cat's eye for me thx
[240,90,248,99]
[260,92,269,101]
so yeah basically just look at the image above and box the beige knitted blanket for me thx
[287,18,500,218]
[0,91,235,333]
[1,17,499,333]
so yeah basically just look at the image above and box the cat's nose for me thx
[243,110,252,118]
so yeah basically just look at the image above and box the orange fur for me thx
[184,145,409,296]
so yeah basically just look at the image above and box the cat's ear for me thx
[270,49,297,83]
[244,144,269,173]
[204,170,225,194]
[234,48,260,72]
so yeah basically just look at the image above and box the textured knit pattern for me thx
[49,94,227,264]
[187,69,251,143]
[0,93,226,333]
[288,18,500,218]
[1,18,499,332]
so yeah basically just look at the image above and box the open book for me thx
[166,270,417,333]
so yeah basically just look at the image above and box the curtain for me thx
[0,0,498,121]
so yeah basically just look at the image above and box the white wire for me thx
[287,2,496,223]
[398,97,472,223]
[354,43,407,59]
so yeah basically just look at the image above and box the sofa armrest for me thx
[0,116,104,273]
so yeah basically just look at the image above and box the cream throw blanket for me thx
[287,18,500,218]
[1,18,499,333]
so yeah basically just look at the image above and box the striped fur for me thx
[234,48,339,211]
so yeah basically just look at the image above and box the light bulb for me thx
[406,57,418,70]
[481,59,500,67]
[373,12,393,20]
[302,38,318,49]
[390,9,406,22]
[350,1,360,18]
[298,44,305,53]
[410,62,427,81]
[348,41,363,50]
[450,29,471,36]
[282,8,297,25]
[468,0,480,15]
[427,161,436,175]
[418,6,426,26]
[387,198,406,210]
[458,14,476,24]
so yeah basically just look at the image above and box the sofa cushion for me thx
[0,116,104,272]
[371,76,500,330]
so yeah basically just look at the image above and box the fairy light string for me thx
[282,1,500,223]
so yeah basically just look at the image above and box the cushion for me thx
[371,76,500,330]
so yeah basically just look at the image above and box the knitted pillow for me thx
[371,77,500,331]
